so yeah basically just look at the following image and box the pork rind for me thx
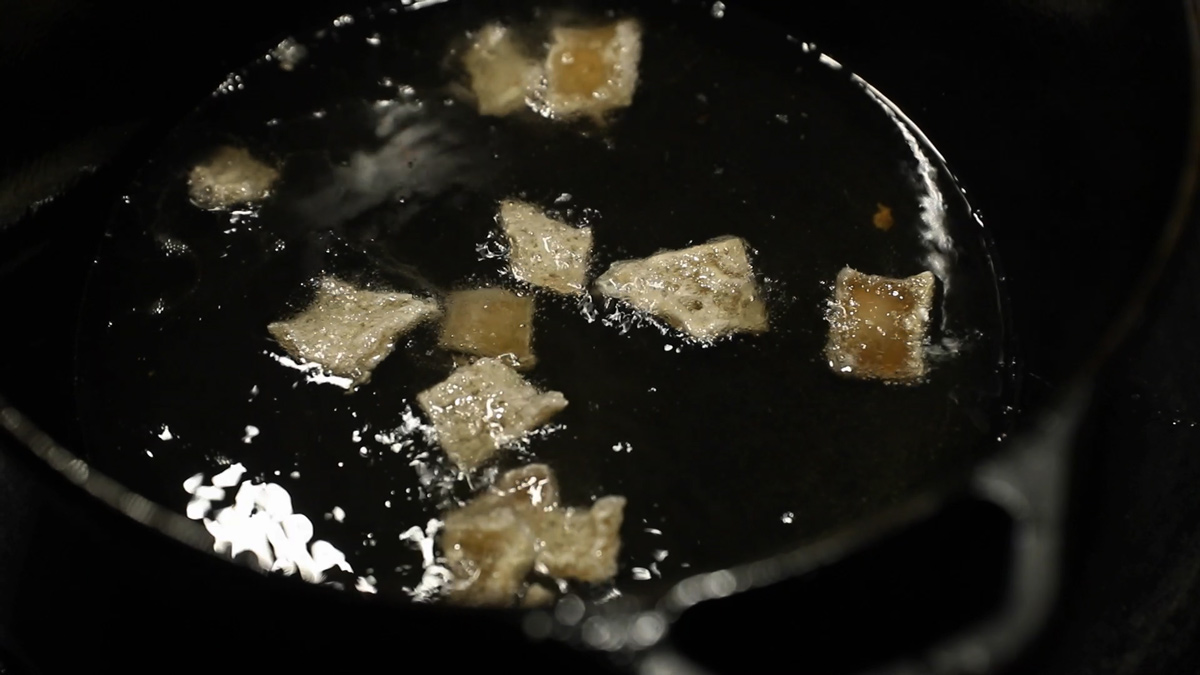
[268,277,440,386]
[824,267,936,382]
[441,464,626,606]
[462,23,543,117]
[458,18,642,122]
[595,236,770,341]
[499,200,593,295]
[542,19,642,120]
[439,288,537,370]
[416,359,567,471]
[187,145,279,211]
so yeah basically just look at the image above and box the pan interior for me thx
[73,0,1015,602]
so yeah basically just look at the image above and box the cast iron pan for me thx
[75,0,1015,598]
[0,0,1197,673]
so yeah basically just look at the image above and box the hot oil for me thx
[74,0,1015,603]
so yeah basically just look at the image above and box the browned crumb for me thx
[873,203,895,231]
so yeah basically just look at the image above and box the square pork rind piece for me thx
[439,287,537,370]
[533,496,626,584]
[595,236,770,341]
[268,277,440,386]
[441,465,559,606]
[416,359,567,472]
[542,19,642,119]
[499,200,593,295]
[824,267,936,382]
[462,23,543,117]
[440,464,625,606]
[442,505,538,607]
[187,145,279,211]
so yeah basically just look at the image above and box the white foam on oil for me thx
[374,405,462,508]
[355,576,379,594]
[184,467,355,585]
[264,351,354,389]
[242,425,260,444]
[817,53,843,71]
[211,463,247,488]
[374,404,437,453]
[399,519,452,602]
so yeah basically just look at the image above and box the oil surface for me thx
[74,0,1015,602]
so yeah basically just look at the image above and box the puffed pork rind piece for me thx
[462,23,544,117]
[595,236,770,341]
[268,277,440,386]
[541,19,642,120]
[440,464,626,606]
[416,359,567,472]
[499,200,594,295]
[533,495,626,583]
[824,267,936,382]
[438,287,537,370]
[187,145,280,211]
[441,505,538,607]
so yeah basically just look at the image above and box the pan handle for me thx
[882,380,1090,675]
[622,380,1090,675]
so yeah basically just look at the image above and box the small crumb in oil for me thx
[781,511,795,524]
[873,203,894,231]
